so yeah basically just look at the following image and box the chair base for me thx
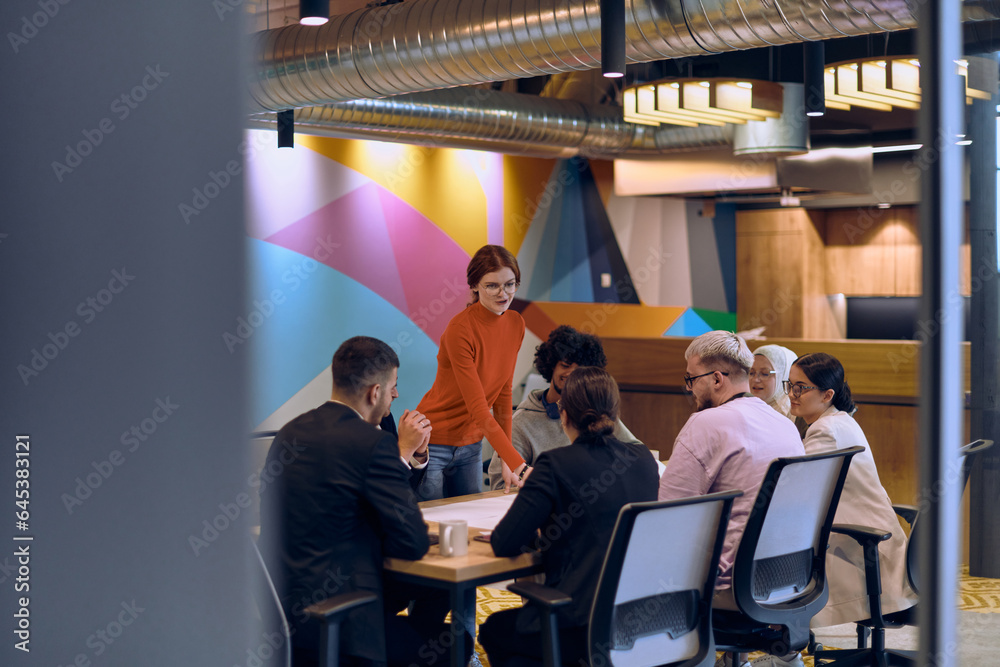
[714,611,809,657]
[813,647,916,667]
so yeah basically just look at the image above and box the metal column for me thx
[968,54,1000,579]
[917,1,965,665]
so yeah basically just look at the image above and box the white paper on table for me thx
[420,495,517,530]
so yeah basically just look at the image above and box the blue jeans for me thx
[416,441,484,501]
[415,441,484,641]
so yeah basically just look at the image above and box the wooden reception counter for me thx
[602,337,972,507]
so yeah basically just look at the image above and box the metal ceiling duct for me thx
[246,88,734,158]
[249,0,924,111]
[732,82,809,156]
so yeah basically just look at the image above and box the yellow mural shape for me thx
[531,302,687,339]
[503,155,559,256]
[300,136,490,256]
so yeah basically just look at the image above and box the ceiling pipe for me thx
[245,4,1000,158]
[249,0,932,112]
[246,88,734,158]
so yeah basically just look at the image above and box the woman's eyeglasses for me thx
[783,381,818,398]
[480,281,518,296]
[749,370,776,381]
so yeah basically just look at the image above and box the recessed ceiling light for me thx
[872,143,923,153]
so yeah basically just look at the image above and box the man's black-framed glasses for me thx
[683,370,728,389]
[783,380,818,397]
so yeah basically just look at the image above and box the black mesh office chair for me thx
[812,439,994,667]
[251,539,377,667]
[506,491,741,667]
[713,447,863,663]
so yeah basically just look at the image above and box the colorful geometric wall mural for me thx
[243,130,737,432]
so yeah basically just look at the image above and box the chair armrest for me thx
[831,524,891,624]
[831,524,891,547]
[305,591,378,622]
[508,582,572,610]
[509,582,571,667]
[892,504,919,528]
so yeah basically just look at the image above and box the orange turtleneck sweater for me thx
[417,301,526,470]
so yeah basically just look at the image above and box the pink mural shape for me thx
[378,189,471,345]
[263,182,471,345]
[264,182,408,316]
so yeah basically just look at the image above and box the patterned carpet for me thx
[471,567,1000,667]
[958,565,1000,613]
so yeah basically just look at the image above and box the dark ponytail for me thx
[793,353,856,414]
[559,366,619,437]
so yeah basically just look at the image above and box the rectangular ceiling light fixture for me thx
[826,57,991,111]
[623,79,784,128]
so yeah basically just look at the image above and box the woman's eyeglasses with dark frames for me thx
[783,381,818,397]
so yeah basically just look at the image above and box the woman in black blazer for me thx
[478,366,660,667]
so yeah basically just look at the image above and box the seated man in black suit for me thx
[260,335,468,667]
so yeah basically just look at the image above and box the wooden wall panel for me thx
[822,205,970,297]
[893,208,922,296]
[736,209,806,337]
[617,391,694,459]
[852,403,920,504]
[825,208,901,295]
[737,208,837,338]
[603,337,691,392]
[802,211,841,338]
[960,220,972,296]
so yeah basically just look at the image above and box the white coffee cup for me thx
[438,520,468,557]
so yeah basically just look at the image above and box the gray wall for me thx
[1,2,254,664]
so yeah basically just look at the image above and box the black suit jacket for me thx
[260,402,429,661]
[491,433,659,630]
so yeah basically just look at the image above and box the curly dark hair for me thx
[534,325,608,382]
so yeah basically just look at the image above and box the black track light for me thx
[277,110,294,149]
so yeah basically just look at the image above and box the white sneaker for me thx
[749,653,805,667]
[714,654,749,667]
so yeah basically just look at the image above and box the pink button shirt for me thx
[658,396,804,587]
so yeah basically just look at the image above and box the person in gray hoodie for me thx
[488,325,644,491]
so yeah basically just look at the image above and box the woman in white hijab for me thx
[750,344,798,420]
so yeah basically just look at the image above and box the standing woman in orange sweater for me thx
[415,245,530,500]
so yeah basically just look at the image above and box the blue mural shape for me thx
[663,309,713,337]
[712,203,738,313]
[519,159,639,304]
[247,239,440,427]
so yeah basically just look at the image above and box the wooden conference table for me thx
[384,490,542,667]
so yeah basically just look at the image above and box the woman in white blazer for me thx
[787,353,917,628]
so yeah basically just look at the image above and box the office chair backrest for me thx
[904,438,994,595]
[731,447,862,626]
[251,538,292,667]
[589,491,741,667]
